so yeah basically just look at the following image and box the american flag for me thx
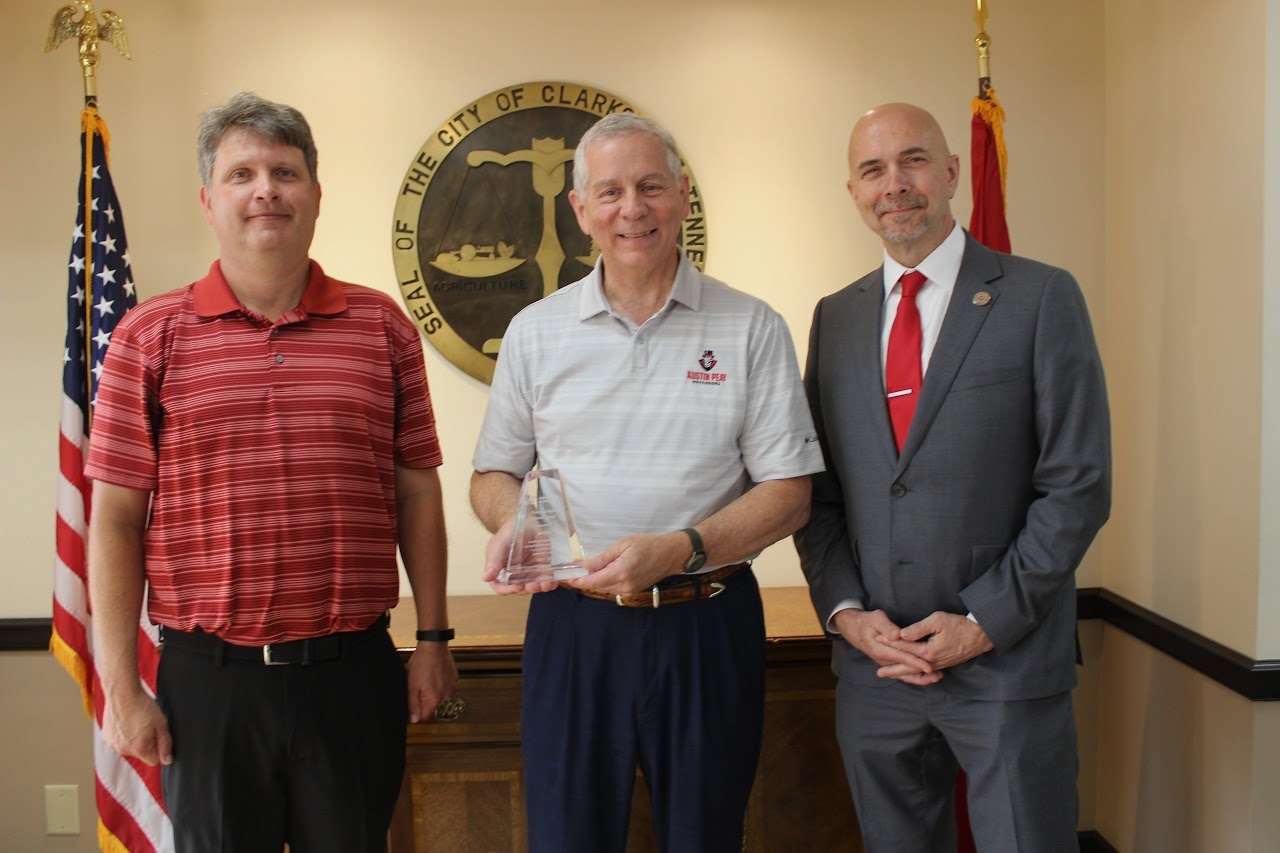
[51,108,173,853]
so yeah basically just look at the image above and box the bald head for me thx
[845,103,959,267]
[849,103,952,167]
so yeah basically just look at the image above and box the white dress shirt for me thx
[879,222,965,381]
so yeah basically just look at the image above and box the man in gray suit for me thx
[795,102,1110,852]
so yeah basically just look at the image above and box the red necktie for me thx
[885,270,926,453]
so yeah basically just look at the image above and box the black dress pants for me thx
[156,623,408,853]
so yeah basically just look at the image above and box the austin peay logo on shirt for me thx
[688,349,728,385]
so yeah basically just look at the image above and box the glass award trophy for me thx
[498,468,589,584]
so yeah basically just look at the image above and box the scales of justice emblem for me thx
[392,82,709,384]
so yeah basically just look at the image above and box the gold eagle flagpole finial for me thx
[974,0,992,98]
[46,1,131,106]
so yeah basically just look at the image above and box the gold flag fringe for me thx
[50,630,94,718]
[81,106,112,160]
[971,88,1008,201]
[99,820,130,853]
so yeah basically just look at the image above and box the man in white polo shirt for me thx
[470,113,824,853]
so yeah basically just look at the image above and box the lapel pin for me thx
[972,291,992,306]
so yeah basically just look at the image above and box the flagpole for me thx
[47,0,132,419]
[960,6,1011,841]
[974,0,992,99]
[958,4,990,832]
[82,113,96,419]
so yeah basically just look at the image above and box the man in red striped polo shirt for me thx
[86,92,456,851]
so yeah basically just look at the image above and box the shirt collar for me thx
[298,262,346,315]
[193,259,346,318]
[576,250,701,322]
[881,221,965,301]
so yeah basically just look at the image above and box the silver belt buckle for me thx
[262,644,287,665]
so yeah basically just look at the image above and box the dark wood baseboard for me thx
[7,588,1280,701]
[0,618,52,652]
[1078,829,1120,853]
[1076,587,1280,701]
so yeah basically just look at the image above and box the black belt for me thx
[159,613,389,666]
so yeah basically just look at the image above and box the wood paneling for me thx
[387,588,861,852]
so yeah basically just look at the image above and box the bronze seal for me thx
[392,82,709,383]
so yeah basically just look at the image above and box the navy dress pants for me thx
[520,569,767,853]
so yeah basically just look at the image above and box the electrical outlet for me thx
[45,784,80,835]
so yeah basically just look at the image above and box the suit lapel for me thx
[897,236,1004,467]
[847,270,900,465]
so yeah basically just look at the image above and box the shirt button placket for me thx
[633,333,648,371]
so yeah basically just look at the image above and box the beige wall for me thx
[1102,0,1267,659]
[1075,620,1105,831]
[0,653,99,851]
[1257,0,1280,660]
[0,0,1106,615]
[1090,628,1280,852]
[1093,628,1258,853]
[1088,0,1279,849]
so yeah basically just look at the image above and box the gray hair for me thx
[572,113,684,195]
[197,92,318,187]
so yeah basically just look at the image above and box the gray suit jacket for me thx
[795,233,1111,701]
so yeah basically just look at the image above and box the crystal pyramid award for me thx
[498,468,588,584]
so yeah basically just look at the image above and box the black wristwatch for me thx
[416,628,455,643]
[680,528,707,574]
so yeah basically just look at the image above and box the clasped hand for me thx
[834,609,994,686]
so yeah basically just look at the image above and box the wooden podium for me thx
[386,587,862,852]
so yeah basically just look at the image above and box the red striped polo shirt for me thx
[86,260,443,644]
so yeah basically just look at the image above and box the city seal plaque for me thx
[392,82,709,384]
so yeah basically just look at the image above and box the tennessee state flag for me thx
[969,87,1011,253]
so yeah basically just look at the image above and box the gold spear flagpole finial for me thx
[45,1,132,106]
[974,0,992,98]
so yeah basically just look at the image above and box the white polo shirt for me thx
[472,254,824,564]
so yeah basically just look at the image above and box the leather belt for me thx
[159,613,389,666]
[573,562,748,608]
